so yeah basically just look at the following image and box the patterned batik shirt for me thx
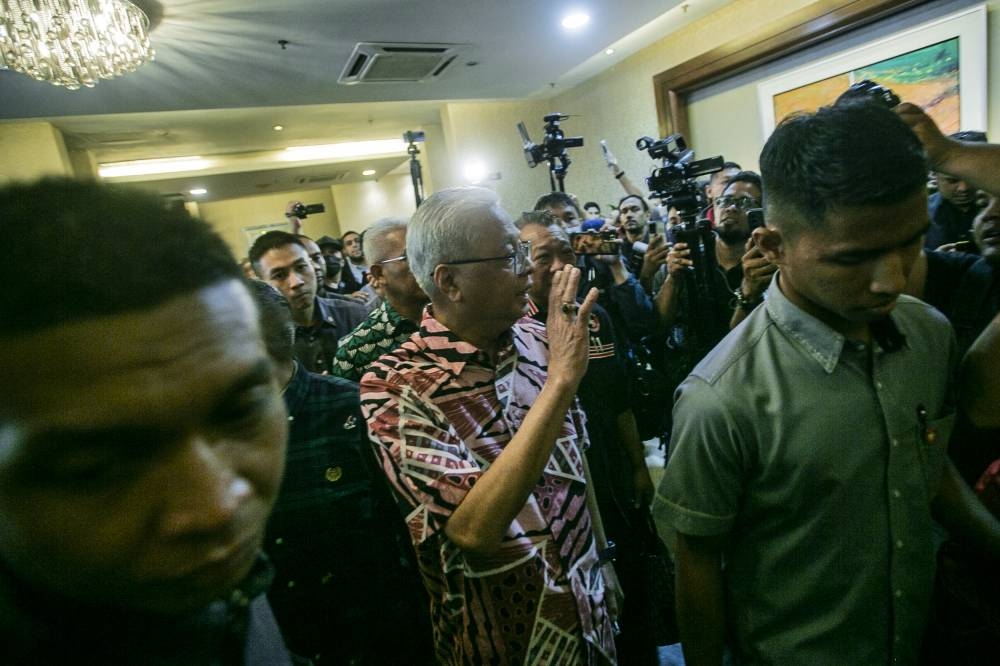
[360,309,617,666]
[331,300,419,382]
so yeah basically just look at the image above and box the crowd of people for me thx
[0,90,998,666]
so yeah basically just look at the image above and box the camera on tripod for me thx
[516,113,584,192]
[636,134,723,217]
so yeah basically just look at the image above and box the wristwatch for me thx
[733,287,761,310]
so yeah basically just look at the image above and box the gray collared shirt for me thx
[654,273,956,665]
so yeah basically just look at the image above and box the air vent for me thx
[295,172,350,185]
[338,42,463,84]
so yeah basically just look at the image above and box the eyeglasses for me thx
[716,195,761,211]
[440,240,532,274]
[375,254,407,265]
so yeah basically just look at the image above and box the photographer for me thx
[652,172,764,392]
[617,194,671,292]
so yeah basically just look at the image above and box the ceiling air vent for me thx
[295,172,350,185]
[338,42,462,84]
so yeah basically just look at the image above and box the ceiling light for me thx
[0,0,155,90]
[189,188,208,196]
[362,169,377,176]
[272,125,284,131]
[605,48,615,55]
[280,139,407,162]
[98,156,211,178]
[561,12,590,29]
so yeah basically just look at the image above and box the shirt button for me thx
[875,381,884,390]
[274,537,284,545]
[891,438,899,448]
[894,634,901,644]
[896,540,904,549]
[288,415,295,422]
[893,489,902,498]
[895,589,903,598]
[287,580,296,588]
[325,466,343,482]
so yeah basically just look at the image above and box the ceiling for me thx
[0,0,728,201]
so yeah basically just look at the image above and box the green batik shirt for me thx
[654,275,956,665]
[331,300,419,382]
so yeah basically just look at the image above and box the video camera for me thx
[286,202,326,219]
[636,134,723,217]
[516,113,584,192]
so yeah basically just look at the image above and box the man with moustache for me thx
[250,231,367,374]
[361,187,616,664]
[0,178,292,664]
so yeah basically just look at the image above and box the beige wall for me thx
[438,0,822,214]
[0,121,74,183]
[332,173,419,233]
[199,187,339,257]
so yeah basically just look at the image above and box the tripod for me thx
[407,140,425,208]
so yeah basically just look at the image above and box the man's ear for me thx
[753,226,785,264]
[433,264,462,303]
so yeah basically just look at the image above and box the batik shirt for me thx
[331,300,418,382]
[360,309,617,666]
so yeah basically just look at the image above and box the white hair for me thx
[407,186,508,296]
[362,217,408,265]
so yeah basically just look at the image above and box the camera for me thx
[516,113,584,192]
[835,79,900,109]
[636,134,723,217]
[570,230,620,256]
[286,202,326,219]
[403,130,426,144]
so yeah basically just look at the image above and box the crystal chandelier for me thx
[0,0,154,90]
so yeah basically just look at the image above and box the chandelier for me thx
[0,0,154,90]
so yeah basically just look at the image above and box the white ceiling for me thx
[0,0,729,200]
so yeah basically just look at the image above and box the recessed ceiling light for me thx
[189,188,207,196]
[605,48,615,55]
[362,169,376,176]
[272,125,284,131]
[561,12,590,29]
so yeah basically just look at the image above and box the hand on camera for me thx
[666,242,692,276]
[740,238,777,300]
[640,235,670,282]
[896,102,954,170]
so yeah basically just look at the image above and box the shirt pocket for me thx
[915,413,955,498]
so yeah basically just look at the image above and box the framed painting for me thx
[757,4,986,136]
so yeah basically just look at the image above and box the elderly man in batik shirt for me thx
[361,186,617,665]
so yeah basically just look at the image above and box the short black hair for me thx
[341,230,361,241]
[759,103,927,236]
[722,170,762,194]
[516,210,560,231]
[533,192,582,215]
[248,230,304,277]
[0,178,241,337]
[618,194,649,212]
[583,201,600,212]
[245,279,295,365]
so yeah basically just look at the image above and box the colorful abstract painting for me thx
[772,38,960,133]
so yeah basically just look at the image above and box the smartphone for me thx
[747,208,765,233]
[570,231,621,255]
[648,218,665,238]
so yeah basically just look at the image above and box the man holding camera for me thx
[652,172,765,399]
[656,99,1000,665]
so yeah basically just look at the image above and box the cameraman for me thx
[652,171,765,399]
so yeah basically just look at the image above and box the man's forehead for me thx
[0,282,267,428]
[261,243,308,267]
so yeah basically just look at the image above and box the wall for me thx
[686,0,1000,171]
[0,121,74,182]
[198,186,339,257]
[331,173,420,233]
[438,0,822,214]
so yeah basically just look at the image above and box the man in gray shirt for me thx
[655,100,1000,664]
